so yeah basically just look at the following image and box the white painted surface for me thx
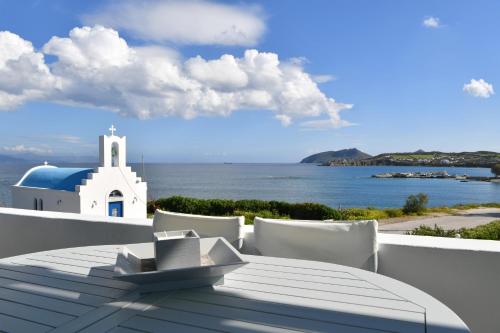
[254,218,378,271]
[377,233,500,333]
[11,186,81,213]
[0,245,469,333]
[0,207,152,259]
[153,210,245,249]
[11,130,147,218]
[0,208,497,332]
[78,165,147,218]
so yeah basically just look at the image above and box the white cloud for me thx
[423,16,441,28]
[300,113,354,130]
[186,54,249,90]
[3,145,52,155]
[0,31,58,109]
[0,25,352,128]
[57,135,81,144]
[312,74,336,83]
[463,79,494,98]
[82,0,265,46]
[275,114,292,127]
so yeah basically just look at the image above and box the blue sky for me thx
[0,0,499,162]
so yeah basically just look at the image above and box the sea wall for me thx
[0,207,152,258]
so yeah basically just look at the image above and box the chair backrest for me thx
[254,218,378,272]
[153,210,245,249]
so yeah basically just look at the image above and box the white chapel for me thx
[11,126,147,218]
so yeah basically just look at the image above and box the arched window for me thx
[109,190,123,198]
[111,142,119,167]
[34,198,37,210]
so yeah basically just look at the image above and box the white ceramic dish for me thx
[114,237,248,292]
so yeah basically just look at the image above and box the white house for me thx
[11,126,147,218]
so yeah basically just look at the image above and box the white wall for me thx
[241,225,500,333]
[1,209,498,333]
[12,186,80,213]
[99,134,127,168]
[78,166,147,218]
[377,233,500,333]
[0,207,152,259]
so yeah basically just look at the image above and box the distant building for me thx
[11,126,147,218]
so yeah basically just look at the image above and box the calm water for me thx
[0,163,499,208]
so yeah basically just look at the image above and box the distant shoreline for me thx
[301,148,500,168]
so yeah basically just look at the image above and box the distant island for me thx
[301,149,500,168]
[0,154,28,164]
[300,148,372,164]
[0,153,97,164]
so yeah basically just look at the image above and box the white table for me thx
[0,245,469,333]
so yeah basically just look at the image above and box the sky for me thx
[0,0,499,163]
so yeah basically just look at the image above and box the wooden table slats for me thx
[0,244,469,333]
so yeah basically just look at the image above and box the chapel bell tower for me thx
[99,125,127,168]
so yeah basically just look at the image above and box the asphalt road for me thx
[378,208,500,234]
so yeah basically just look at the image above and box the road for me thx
[378,208,500,234]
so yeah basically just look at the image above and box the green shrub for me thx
[491,164,500,177]
[235,209,287,225]
[407,224,457,237]
[460,221,500,240]
[383,208,404,218]
[408,221,500,240]
[149,196,342,223]
[403,193,429,214]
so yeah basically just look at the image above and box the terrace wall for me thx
[377,233,500,333]
[0,209,498,332]
[0,207,152,258]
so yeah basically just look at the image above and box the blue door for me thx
[108,201,123,217]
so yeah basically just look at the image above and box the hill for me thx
[359,151,500,168]
[0,154,28,164]
[300,148,372,164]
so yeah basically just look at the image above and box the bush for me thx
[460,221,500,240]
[403,193,429,214]
[408,221,500,240]
[235,210,287,225]
[149,196,342,224]
[407,224,457,237]
[491,164,500,177]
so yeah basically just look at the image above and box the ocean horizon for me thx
[1,162,498,209]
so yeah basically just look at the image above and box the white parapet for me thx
[0,207,152,259]
[377,233,500,333]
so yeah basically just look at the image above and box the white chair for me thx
[153,210,245,249]
[254,217,378,272]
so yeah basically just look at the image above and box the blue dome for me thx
[18,166,94,192]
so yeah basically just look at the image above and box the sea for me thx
[0,163,499,209]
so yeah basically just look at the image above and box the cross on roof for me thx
[109,125,117,136]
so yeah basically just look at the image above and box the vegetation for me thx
[306,149,500,168]
[403,193,429,214]
[300,148,372,164]
[492,164,500,177]
[148,196,343,224]
[148,195,500,225]
[408,221,500,241]
[148,196,413,223]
